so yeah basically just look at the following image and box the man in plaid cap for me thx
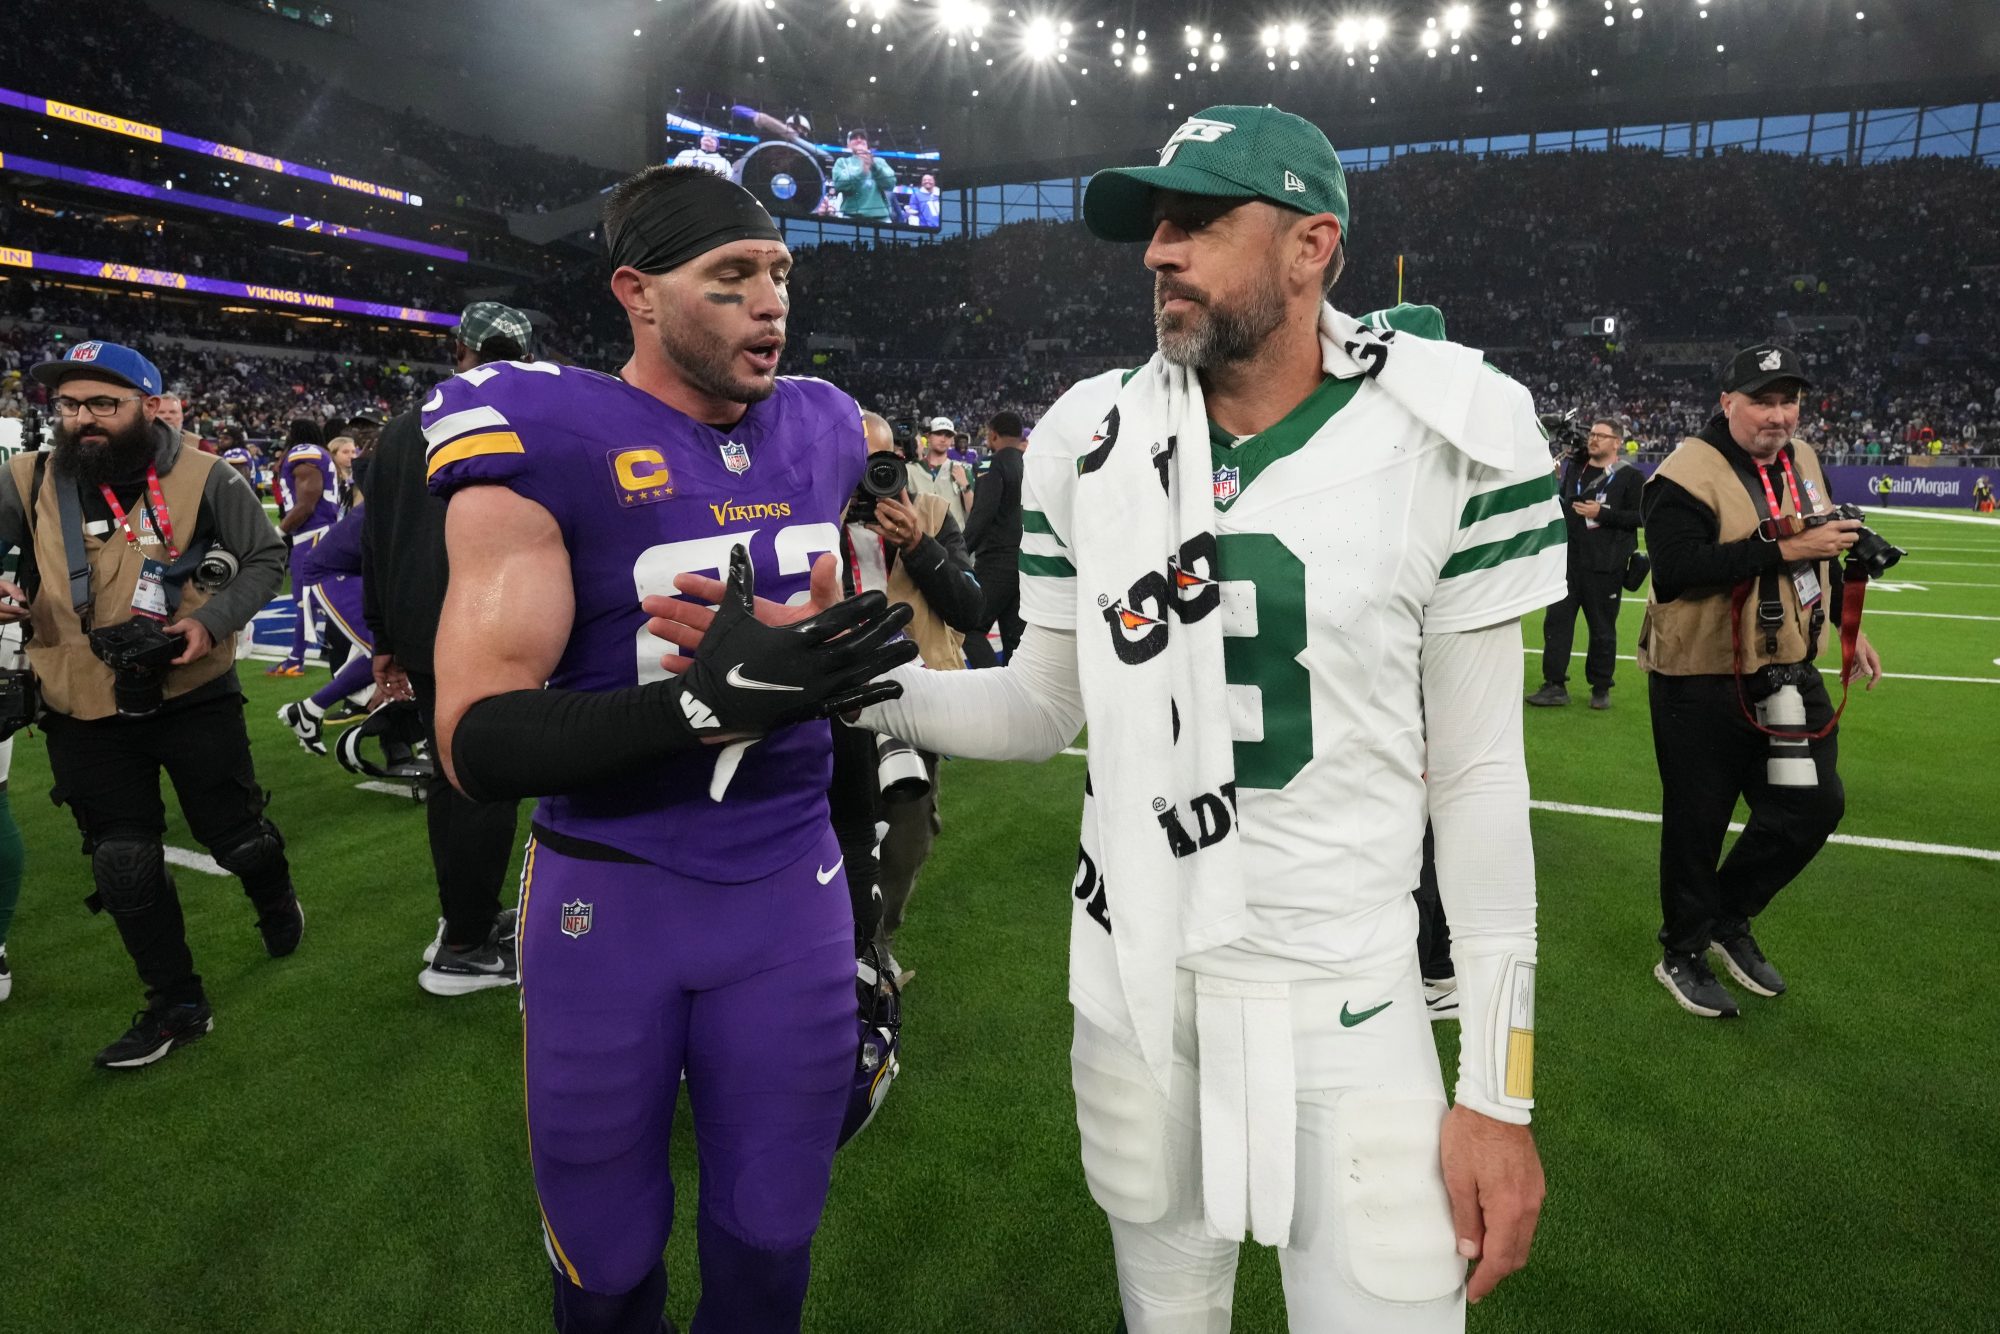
[679,104,1556,1330]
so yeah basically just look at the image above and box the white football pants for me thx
[1072,947,1464,1334]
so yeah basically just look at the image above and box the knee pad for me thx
[92,837,168,916]
[1327,1092,1463,1306]
[212,821,286,881]
[1072,1017,1173,1225]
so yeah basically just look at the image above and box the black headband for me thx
[608,172,785,275]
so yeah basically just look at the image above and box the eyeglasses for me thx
[52,393,146,418]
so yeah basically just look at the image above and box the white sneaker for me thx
[422,909,518,964]
[0,944,11,1002]
[1423,976,1459,1022]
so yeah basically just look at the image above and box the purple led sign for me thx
[0,150,468,263]
[0,85,424,208]
[0,245,458,327]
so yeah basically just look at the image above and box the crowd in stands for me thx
[0,0,618,217]
[3,138,1996,460]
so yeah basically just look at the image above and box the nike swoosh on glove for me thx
[673,544,918,738]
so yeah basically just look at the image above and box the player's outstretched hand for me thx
[667,546,917,737]
[1439,1104,1545,1305]
[645,551,843,674]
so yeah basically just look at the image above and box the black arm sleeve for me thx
[361,499,388,657]
[1599,467,1646,530]
[899,515,987,633]
[450,680,701,802]
[1642,475,1786,602]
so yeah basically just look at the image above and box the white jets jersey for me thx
[1021,361,1565,971]
[671,148,733,178]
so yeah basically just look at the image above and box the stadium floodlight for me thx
[1024,16,1059,58]
[1364,16,1388,48]
[1334,18,1360,51]
[1133,53,1150,72]
[1422,28,1440,47]
[1261,24,1281,46]
[1284,21,1307,51]
[1209,42,1226,62]
[1444,3,1472,33]
[868,0,894,17]
[1534,8,1555,31]
[936,0,990,34]
[1111,39,1124,53]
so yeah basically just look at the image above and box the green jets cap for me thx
[1083,104,1350,244]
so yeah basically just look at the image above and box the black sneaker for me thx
[95,1000,214,1069]
[1710,932,1786,997]
[1654,951,1739,1018]
[255,893,306,958]
[1589,688,1611,710]
[1525,683,1570,707]
[422,908,518,965]
[419,921,518,996]
[0,943,11,1002]
[278,701,326,755]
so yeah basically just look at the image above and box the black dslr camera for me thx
[1539,410,1589,461]
[848,453,909,526]
[1797,503,1906,580]
[89,618,188,718]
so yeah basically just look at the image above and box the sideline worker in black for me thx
[961,410,1027,667]
[1637,344,1883,1020]
[363,303,526,995]
[0,340,300,1069]
[1526,417,1644,710]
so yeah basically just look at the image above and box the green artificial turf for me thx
[1,508,1995,1332]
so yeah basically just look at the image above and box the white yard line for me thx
[1895,559,2000,568]
[1513,648,2000,685]
[1618,598,2000,623]
[1860,508,2000,528]
[1886,546,2000,555]
[1526,800,2000,863]
[166,847,226,877]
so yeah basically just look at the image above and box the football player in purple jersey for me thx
[425,165,915,1334]
[269,419,341,675]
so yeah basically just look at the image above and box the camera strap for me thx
[53,472,95,629]
[1728,565,1868,743]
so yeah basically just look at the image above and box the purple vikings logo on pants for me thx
[560,900,593,938]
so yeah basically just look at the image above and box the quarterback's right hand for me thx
[660,545,916,739]
[0,578,30,623]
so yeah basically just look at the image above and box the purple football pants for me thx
[521,827,856,1333]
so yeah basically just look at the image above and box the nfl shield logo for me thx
[1212,466,1240,504]
[720,439,751,475]
[72,341,102,362]
[560,900,593,939]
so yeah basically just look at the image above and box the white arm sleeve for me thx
[1421,617,1540,1124]
[854,621,1085,763]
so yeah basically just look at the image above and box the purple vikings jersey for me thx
[425,362,866,881]
[276,443,341,531]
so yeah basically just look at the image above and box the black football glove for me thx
[667,544,917,740]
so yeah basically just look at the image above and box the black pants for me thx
[1650,669,1845,955]
[962,563,1022,669]
[1413,822,1453,980]
[44,689,291,1007]
[410,671,522,948]
[1541,566,1623,691]
[827,718,882,946]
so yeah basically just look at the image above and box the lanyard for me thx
[1752,452,1804,527]
[99,465,179,561]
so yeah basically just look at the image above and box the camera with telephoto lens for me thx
[848,453,910,526]
[1757,666,1818,789]
[194,547,239,592]
[876,734,930,803]
[1795,503,1906,580]
[1539,410,1589,461]
[88,618,188,719]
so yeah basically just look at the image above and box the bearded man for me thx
[0,340,298,1069]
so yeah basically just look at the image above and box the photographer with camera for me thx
[0,341,300,1068]
[1637,345,1888,1020]
[833,410,985,982]
[1527,416,1644,710]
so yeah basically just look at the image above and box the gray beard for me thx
[1155,272,1287,370]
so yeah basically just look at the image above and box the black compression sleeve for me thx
[450,681,699,802]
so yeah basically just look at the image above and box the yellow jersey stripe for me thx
[515,839,580,1287]
[426,430,525,479]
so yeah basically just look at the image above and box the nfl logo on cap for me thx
[72,342,103,362]
[1213,465,1240,504]
[720,440,751,475]
[560,900,593,939]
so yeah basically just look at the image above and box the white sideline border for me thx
[1517,647,2000,686]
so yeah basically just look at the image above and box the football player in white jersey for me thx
[670,132,734,178]
[647,105,1558,1332]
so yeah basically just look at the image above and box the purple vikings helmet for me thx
[839,944,902,1147]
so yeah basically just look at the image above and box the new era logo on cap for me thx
[1283,171,1306,193]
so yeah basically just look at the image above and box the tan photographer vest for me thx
[10,449,237,720]
[887,492,967,671]
[1636,435,1834,677]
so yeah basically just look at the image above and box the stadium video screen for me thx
[665,98,943,230]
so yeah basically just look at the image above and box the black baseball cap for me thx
[1721,344,1811,395]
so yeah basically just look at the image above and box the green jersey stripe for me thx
[1458,473,1557,528]
[1022,509,1066,546]
[1439,517,1565,579]
[1020,552,1077,579]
